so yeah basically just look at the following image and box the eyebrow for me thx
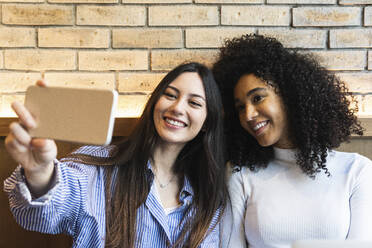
[167,85,206,101]
[235,87,267,103]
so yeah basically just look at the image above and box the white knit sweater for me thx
[224,148,372,248]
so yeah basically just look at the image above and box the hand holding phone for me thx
[5,95,57,197]
[5,82,117,196]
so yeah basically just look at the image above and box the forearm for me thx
[4,161,83,236]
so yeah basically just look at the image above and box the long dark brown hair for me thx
[105,62,227,247]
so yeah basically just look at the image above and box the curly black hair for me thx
[212,34,364,177]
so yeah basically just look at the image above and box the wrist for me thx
[24,161,55,198]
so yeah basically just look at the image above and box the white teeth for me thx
[253,121,267,131]
[165,118,185,127]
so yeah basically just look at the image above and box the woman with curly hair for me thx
[213,34,372,247]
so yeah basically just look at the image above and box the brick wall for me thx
[0,1,371,117]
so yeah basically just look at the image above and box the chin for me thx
[256,139,275,147]
[258,143,272,147]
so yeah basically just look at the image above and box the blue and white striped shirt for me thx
[4,146,220,248]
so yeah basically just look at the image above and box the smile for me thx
[164,117,187,127]
[253,121,269,131]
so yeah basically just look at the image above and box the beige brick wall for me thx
[0,1,371,118]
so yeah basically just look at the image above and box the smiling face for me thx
[234,74,294,149]
[153,72,207,148]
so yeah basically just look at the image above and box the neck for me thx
[274,144,296,149]
[152,142,184,175]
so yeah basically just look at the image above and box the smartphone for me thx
[25,86,118,145]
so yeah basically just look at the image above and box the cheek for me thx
[238,116,250,132]
[265,103,283,122]
[153,99,165,116]
[153,107,159,121]
[238,115,244,126]
[197,107,207,123]
[268,95,287,119]
[195,114,207,130]
[153,106,163,126]
[271,105,287,124]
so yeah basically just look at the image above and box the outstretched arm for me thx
[5,79,57,198]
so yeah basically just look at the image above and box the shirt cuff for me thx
[17,159,61,205]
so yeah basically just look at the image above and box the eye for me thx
[252,95,263,103]
[163,91,177,100]
[189,99,203,108]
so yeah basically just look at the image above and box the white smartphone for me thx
[25,86,118,145]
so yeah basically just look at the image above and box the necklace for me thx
[154,173,175,189]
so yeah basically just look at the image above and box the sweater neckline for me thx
[273,147,297,164]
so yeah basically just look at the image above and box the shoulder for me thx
[226,162,252,194]
[226,162,242,181]
[59,145,118,175]
[328,152,372,201]
[227,162,254,179]
[328,150,372,179]
[328,150,372,169]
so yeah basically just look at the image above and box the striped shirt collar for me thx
[146,160,194,199]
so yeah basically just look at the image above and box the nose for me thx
[169,99,186,116]
[243,103,258,121]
